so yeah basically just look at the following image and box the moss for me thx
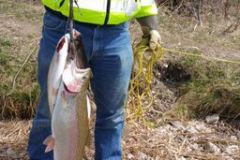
[160,50,240,120]
[0,53,10,65]
[0,38,12,47]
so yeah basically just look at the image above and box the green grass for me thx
[0,1,41,119]
[165,55,240,120]
[0,38,12,65]
[0,38,12,47]
[157,5,240,121]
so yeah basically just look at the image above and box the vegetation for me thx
[127,0,240,123]
[0,0,239,122]
[0,0,42,120]
[163,55,240,120]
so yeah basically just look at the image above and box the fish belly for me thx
[52,83,89,160]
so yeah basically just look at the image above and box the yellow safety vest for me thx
[42,0,158,25]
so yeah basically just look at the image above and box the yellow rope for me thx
[128,41,239,122]
[128,40,164,121]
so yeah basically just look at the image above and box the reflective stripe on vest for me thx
[41,0,158,25]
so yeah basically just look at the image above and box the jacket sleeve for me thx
[135,0,158,18]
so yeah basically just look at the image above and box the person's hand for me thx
[149,30,161,51]
[137,15,162,51]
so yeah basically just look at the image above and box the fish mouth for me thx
[62,60,91,94]
[63,84,79,95]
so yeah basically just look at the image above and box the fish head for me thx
[62,60,92,94]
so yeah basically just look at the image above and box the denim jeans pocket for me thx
[43,11,65,30]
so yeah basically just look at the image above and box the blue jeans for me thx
[27,10,133,160]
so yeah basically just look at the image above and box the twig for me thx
[180,152,221,160]
[177,137,187,155]
[7,46,37,96]
[223,17,240,34]
[176,132,216,136]
[173,0,184,13]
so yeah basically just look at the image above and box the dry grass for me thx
[0,121,31,159]
[157,4,240,61]
[122,120,240,160]
[1,120,240,160]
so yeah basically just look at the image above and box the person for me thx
[27,0,161,159]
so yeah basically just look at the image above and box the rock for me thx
[170,121,184,130]
[6,148,18,159]
[205,114,219,124]
[225,145,239,155]
[207,142,221,154]
[127,153,135,159]
[194,122,212,132]
[137,152,148,160]
[191,143,199,150]
[186,126,197,133]
[176,157,187,160]
[230,136,237,141]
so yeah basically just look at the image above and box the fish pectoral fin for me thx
[43,135,55,153]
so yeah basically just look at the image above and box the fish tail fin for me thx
[43,135,55,153]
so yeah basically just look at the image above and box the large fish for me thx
[44,30,91,160]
